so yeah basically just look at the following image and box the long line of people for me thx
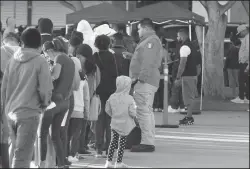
[0,17,143,168]
[0,16,210,168]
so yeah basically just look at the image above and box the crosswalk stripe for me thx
[155,134,249,143]
[156,131,249,137]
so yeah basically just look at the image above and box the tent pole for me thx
[126,0,129,11]
[66,24,69,35]
[200,26,205,111]
[189,20,192,41]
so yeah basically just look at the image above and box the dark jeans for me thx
[68,118,87,156]
[239,63,249,100]
[95,96,111,154]
[61,94,74,158]
[8,116,39,168]
[38,99,69,167]
[75,118,88,153]
[169,82,185,109]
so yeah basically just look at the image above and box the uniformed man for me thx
[129,18,162,152]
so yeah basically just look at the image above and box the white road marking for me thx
[71,163,146,168]
[155,135,249,143]
[156,131,249,138]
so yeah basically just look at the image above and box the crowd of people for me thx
[0,15,248,169]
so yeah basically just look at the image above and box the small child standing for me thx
[104,76,137,168]
[67,70,90,162]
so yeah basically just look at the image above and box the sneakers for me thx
[179,116,194,125]
[231,97,245,104]
[168,106,179,113]
[115,162,129,168]
[67,156,79,162]
[104,161,114,168]
[244,98,249,104]
[179,108,186,113]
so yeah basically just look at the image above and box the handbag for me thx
[88,71,101,121]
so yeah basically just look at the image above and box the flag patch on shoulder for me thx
[147,43,153,49]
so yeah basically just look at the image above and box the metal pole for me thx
[126,0,129,11]
[66,25,69,35]
[200,26,205,111]
[157,42,179,128]
[189,20,192,41]
[13,1,16,19]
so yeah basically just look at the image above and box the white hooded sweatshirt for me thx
[76,20,97,54]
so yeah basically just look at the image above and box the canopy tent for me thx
[123,1,205,25]
[66,3,129,25]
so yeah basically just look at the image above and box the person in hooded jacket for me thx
[76,20,97,54]
[1,28,53,168]
[0,32,20,168]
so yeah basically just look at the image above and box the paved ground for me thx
[70,111,249,168]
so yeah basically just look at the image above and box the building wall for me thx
[1,1,27,28]
[31,1,72,27]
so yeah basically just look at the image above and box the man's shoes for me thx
[67,156,79,162]
[179,116,194,125]
[244,98,249,104]
[231,97,245,104]
[179,107,186,113]
[130,144,155,152]
[168,106,180,113]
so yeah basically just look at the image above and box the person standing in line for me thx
[76,20,97,53]
[115,23,136,54]
[66,31,91,156]
[225,38,241,98]
[174,29,198,125]
[3,17,16,40]
[0,32,20,168]
[110,32,129,76]
[38,38,75,168]
[38,18,53,45]
[75,44,100,155]
[60,31,82,162]
[231,24,249,104]
[93,35,120,158]
[67,48,90,162]
[1,28,53,168]
[129,18,162,152]
[104,76,137,168]
[76,45,101,153]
